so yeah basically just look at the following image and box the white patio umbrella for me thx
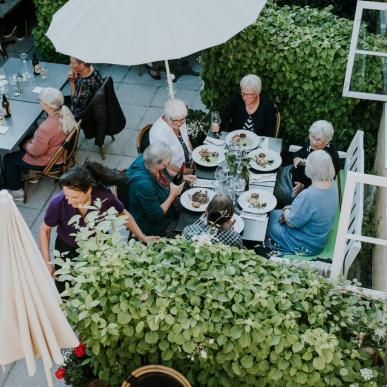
[0,190,79,386]
[46,0,267,98]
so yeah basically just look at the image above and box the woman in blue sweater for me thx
[126,142,195,236]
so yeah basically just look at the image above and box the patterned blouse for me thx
[183,217,243,248]
[71,68,103,118]
[242,116,254,131]
[177,135,192,167]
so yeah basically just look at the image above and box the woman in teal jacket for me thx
[126,142,195,236]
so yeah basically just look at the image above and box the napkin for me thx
[257,136,269,150]
[193,178,216,188]
[249,172,277,182]
[204,136,225,146]
[0,125,10,134]
[32,86,43,93]
[240,212,267,221]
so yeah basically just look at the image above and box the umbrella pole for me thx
[164,59,175,99]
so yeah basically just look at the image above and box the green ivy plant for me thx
[200,4,383,171]
[56,206,386,387]
[32,0,68,62]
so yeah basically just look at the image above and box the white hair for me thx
[240,74,262,94]
[39,87,77,134]
[308,120,334,143]
[163,98,188,119]
[305,150,335,182]
[143,141,172,167]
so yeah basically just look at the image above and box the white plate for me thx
[225,130,260,151]
[248,149,282,172]
[232,214,244,234]
[238,189,277,214]
[192,144,225,167]
[180,188,216,212]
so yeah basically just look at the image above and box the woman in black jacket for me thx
[221,74,276,137]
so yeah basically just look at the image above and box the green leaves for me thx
[61,224,386,386]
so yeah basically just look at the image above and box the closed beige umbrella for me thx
[0,190,79,386]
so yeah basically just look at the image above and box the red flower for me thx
[74,343,86,358]
[55,367,66,379]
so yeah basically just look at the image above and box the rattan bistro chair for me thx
[136,124,152,154]
[122,365,191,387]
[22,121,81,203]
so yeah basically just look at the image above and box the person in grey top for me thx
[268,150,338,255]
[183,194,243,248]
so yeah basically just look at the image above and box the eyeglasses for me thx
[170,117,186,124]
[309,135,325,144]
[240,91,256,97]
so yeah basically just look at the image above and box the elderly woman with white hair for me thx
[274,119,340,206]
[3,87,77,200]
[221,74,276,136]
[268,150,338,255]
[126,142,196,236]
[149,98,193,175]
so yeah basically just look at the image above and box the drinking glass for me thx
[215,166,227,190]
[210,111,221,138]
[0,68,8,94]
[40,64,48,80]
[0,110,4,125]
[20,52,31,81]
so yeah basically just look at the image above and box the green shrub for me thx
[57,206,386,387]
[273,0,357,20]
[200,4,383,169]
[32,0,68,62]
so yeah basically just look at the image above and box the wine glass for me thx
[210,111,221,139]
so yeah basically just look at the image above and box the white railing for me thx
[330,172,387,282]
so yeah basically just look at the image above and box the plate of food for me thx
[238,189,277,214]
[180,188,216,212]
[192,144,225,167]
[225,130,260,151]
[231,214,244,234]
[248,149,282,172]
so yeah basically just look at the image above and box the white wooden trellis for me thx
[330,171,387,284]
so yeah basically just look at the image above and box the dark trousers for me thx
[3,150,43,190]
[54,238,78,294]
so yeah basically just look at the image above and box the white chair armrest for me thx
[289,145,302,153]
[338,151,346,159]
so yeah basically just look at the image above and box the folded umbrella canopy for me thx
[46,0,267,98]
[0,190,79,386]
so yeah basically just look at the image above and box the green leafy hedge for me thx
[57,208,386,387]
[200,4,383,168]
[32,0,68,62]
[273,0,357,20]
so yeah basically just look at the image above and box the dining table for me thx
[0,57,69,154]
[175,132,283,244]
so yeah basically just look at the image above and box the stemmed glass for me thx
[9,74,21,96]
[233,176,245,214]
[210,111,221,139]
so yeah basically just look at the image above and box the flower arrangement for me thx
[185,108,210,148]
[55,343,105,387]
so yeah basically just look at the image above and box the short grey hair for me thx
[143,141,172,167]
[305,150,335,182]
[240,74,262,94]
[308,120,334,143]
[164,98,188,120]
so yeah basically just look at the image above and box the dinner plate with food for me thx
[248,149,282,172]
[225,129,260,151]
[180,188,216,212]
[238,189,277,214]
[192,144,225,167]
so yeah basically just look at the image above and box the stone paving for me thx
[1,38,205,386]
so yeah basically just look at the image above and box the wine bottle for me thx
[2,94,11,118]
[172,162,185,185]
[32,53,41,75]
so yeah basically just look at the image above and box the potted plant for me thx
[185,108,209,148]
